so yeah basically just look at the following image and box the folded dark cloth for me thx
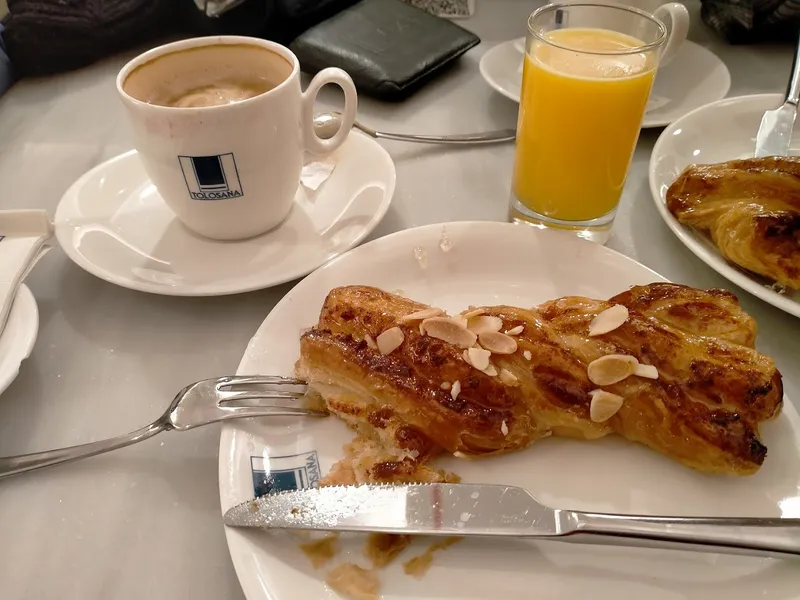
[0,24,13,96]
[701,0,800,43]
[2,0,359,77]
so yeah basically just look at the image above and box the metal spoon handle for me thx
[367,128,517,145]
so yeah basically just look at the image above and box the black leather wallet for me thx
[289,0,481,100]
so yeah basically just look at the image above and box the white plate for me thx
[0,285,38,396]
[649,93,800,319]
[220,222,800,600]
[479,38,730,128]
[53,133,396,296]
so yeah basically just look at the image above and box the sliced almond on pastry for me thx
[587,354,638,386]
[499,368,518,386]
[400,307,445,322]
[465,347,491,371]
[634,364,659,379]
[422,317,477,348]
[523,350,532,361]
[482,364,498,377]
[467,315,503,335]
[588,305,629,337]
[364,334,378,350]
[450,315,469,329]
[478,331,518,354]
[463,308,486,319]
[589,389,624,423]
[451,380,461,400]
[504,325,524,336]
[376,327,404,355]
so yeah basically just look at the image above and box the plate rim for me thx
[648,92,800,319]
[53,137,396,297]
[0,284,39,397]
[478,38,731,129]
[218,221,671,600]
[478,38,522,104]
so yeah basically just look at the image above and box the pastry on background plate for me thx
[296,283,783,478]
[667,156,800,289]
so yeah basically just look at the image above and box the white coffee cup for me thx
[642,2,689,66]
[561,1,690,66]
[117,36,357,241]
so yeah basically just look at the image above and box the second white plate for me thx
[649,93,800,319]
[0,285,38,397]
[220,222,800,600]
[479,38,730,128]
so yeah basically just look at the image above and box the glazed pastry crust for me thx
[297,284,783,477]
[666,156,800,289]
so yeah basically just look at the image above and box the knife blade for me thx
[223,483,800,559]
[223,483,562,537]
[754,36,800,157]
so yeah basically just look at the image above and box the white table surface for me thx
[0,2,797,599]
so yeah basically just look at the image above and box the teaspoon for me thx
[313,111,516,145]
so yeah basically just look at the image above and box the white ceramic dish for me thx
[53,132,396,296]
[220,222,800,600]
[0,285,38,397]
[649,93,800,319]
[479,38,730,128]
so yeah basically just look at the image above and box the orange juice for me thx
[512,28,656,222]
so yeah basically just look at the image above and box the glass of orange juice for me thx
[510,3,675,243]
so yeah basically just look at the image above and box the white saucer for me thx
[54,133,396,296]
[0,285,38,397]
[650,93,800,319]
[479,39,730,128]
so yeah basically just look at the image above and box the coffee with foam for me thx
[123,43,292,108]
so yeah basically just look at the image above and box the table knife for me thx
[754,35,800,157]
[223,483,800,559]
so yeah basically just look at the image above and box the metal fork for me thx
[0,376,318,479]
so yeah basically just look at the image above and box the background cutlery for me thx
[754,34,800,157]
[313,111,516,145]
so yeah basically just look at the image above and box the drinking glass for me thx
[509,3,671,244]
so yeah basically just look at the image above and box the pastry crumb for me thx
[299,535,340,569]
[403,537,463,579]
[364,533,412,568]
[326,563,381,600]
[439,225,452,252]
[413,246,428,269]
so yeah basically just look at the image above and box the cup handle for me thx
[654,2,690,67]
[301,68,358,155]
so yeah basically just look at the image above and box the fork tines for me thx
[215,375,313,408]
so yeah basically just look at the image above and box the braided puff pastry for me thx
[296,284,782,479]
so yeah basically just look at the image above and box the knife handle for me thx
[786,33,800,105]
[571,511,800,559]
